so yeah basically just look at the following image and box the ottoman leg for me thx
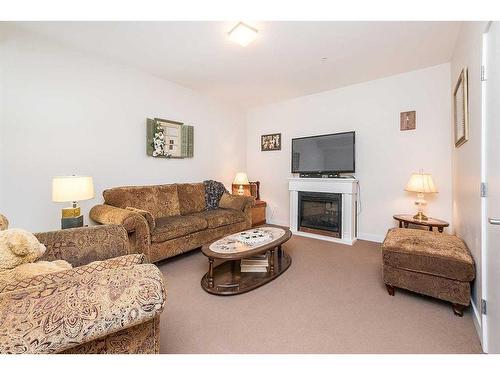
[452,303,467,317]
[385,284,395,296]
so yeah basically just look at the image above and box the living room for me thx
[1,0,499,371]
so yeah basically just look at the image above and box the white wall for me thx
[246,64,453,242]
[0,26,246,231]
[450,21,488,334]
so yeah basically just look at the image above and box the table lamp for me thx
[233,172,249,195]
[52,175,94,229]
[405,171,437,221]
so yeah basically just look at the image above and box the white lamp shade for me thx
[405,173,438,193]
[233,172,249,185]
[52,176,95,202]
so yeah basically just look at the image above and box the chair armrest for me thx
[35,225,130,267]
[90,205,151,257]
[0,263,166,354]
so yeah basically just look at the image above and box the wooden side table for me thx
[393,214,449,233]
[252,200,267,227]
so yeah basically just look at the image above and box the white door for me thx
[485,21,500,353]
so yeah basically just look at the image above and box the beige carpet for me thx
[158,234,482,353]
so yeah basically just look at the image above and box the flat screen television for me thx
[291,131,355,175]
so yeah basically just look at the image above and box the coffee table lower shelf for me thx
[201,250,292,296]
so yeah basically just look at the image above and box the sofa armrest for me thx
[0,263,166,354]
[241,196,255,227]
[240,195,256,212]
[90,204,151,257]
[125,206,156,231]
[35,225,130,267]
[218,194,254,227]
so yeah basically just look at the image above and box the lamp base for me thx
[237,184,244,195]
[413,212,428,221]
[61,203,83,229]
[62,206,81,218]
[61,215,83,229]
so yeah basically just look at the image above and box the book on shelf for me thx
[241,265,268,273]
[240,254,269,272]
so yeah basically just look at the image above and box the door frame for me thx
[481,21,493,353]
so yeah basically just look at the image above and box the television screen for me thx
[291,131,355,174]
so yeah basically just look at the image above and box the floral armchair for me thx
[0,224,167,354]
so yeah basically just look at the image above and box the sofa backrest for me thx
[176,183,207,215]
[103,184,181,219]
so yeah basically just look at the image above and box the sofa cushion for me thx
[192,209,246,229]
[151,215,208,243]
[177,183,206,215]
[103,185,180,219]
[382,228,475,282]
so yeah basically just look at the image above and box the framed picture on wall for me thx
[146,118,194,158]
[453,67,469,147]
[261,133,281,151]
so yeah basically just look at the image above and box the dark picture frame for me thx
[261,133,281,151]
[400,110,416,131]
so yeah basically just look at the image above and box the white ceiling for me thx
[11,21,461,109]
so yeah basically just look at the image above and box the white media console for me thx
[288,177,359,245]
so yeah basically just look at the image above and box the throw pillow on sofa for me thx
[0,214,8,231]
[219,193,246,211]
[0,228,72,290]
[0,228,49,270]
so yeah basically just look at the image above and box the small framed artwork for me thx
[453,67,469,147]
[400,111,416,131]
[261,133,281,151]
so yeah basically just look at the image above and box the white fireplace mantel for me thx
[288,177,358,245]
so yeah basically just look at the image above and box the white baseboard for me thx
[357,232,385,243]
[267,222,385,244]
[471,298,482,328]
[291,229,356,245]
[266,220,290,228]
[471,298,484,352]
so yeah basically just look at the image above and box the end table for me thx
[252,200,267,227]
[393,214,449,233]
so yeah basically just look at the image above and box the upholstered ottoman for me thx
[382,228,475,316]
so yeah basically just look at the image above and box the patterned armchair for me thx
[0,225,167,354]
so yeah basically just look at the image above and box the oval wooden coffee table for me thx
[201,227,292,296]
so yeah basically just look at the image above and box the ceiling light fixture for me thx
[228,22,258,47]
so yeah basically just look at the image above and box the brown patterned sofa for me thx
[382,228,475,316]
[0,225,166,354]
[90,183,254,263]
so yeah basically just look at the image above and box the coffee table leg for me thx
[208,258,214,288]
[269,249,275,273]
